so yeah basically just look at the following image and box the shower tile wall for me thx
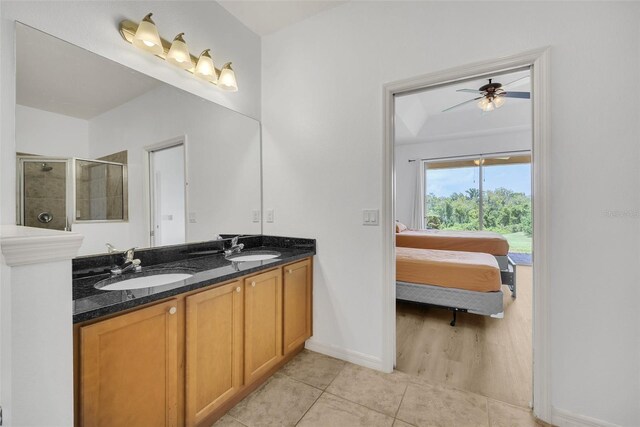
[23,161,67,230]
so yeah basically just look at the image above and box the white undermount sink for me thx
[96,273,193,291]
[226,251,281,262]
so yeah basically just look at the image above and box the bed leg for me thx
[508,256,517,299]
[450,310,457,327]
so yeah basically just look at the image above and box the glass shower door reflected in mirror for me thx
[74,159,127,221]
[21,159,69,231]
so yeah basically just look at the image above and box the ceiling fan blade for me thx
[504,91,530,99]
[503,75,530,89]
[457,89,483,94]
[442,96,482,112]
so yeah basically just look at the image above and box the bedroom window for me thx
[424,153,531,252]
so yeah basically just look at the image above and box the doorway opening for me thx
[383,49,551,420]
[147,139,187,247]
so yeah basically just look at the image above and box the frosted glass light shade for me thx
[166,33,194,69]
[477,97,490,111]
[218,62,238,92]
[132,13,163,55]
[493,95,506,109]
[194,49,217,82]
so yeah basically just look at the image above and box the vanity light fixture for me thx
[194,49,218,82]
[119,13,238,91]
[131,13,163,55]
[218,63,238,92]
[166,33,194,70]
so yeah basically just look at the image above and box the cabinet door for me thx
[283,259,312,355]
[80,299,178,427]
[244,268,283,384]
[185,281,243,426]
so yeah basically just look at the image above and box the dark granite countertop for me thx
[73,236,315,323]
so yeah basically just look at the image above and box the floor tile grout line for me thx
[401,373,532,412]
[321,389,398,420]
[226,414,250,427]
[486,398,491,427]
[393,382,410,420]
[323,361,348,390]
[276,369,328,393]
[294,390,325,426]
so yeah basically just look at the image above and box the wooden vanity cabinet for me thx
[283,259,313,355]
[79,299,179,427]
[185,281,244,426]
[243,268,283,385]
[76,257,313,427]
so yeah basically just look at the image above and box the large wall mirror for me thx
[15,23,262,256]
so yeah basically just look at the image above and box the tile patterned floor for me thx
[214,349,547,427]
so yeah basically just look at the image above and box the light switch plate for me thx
[363,209,379,226]
[188,212,197,223]
[252,210,261,223]
[266,209,274,223]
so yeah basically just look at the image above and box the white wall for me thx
[15,105,89,158]
[395,129,531,225]
[1,0,262,225]
[262,2,640,426]
[79,84,261,255]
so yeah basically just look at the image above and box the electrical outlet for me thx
[363,209,379,226]
[266,209,274,223]
[252,210,261,223]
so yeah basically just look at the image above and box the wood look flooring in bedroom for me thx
[396,265,533,409]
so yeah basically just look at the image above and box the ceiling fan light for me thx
[194,49,218,83]
[477,97,490,111]
[493,96,506,108]
[218,62,238,92]
[166,33,194,69]
[132,13,164,55]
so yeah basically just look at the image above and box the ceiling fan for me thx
[443,76,530,113]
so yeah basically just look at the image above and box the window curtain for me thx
[410,161,424,229]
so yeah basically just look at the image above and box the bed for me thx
[395,224,516,297]
[396,246,504,325]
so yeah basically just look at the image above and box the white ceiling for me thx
[218,1,347,36]
[16,24,162,120]
[395,69,531,145]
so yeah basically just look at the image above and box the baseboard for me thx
[304,339,385,371]
[552,407,622,427]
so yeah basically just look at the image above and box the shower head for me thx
[40,163,53,172]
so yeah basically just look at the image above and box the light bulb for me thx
[132,13,164,55]
[218,62,238,92]
[493,95,506,108]
[166,33,194,69]
[477,97,490,110]
[194,49,218,83]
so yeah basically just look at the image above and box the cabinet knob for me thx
[287,269,293,274]
[168,307,177,315]
[251,281,256,287]
[236,286,241,293]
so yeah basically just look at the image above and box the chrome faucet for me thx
[106,243,142,275]
[224,236,244,257]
